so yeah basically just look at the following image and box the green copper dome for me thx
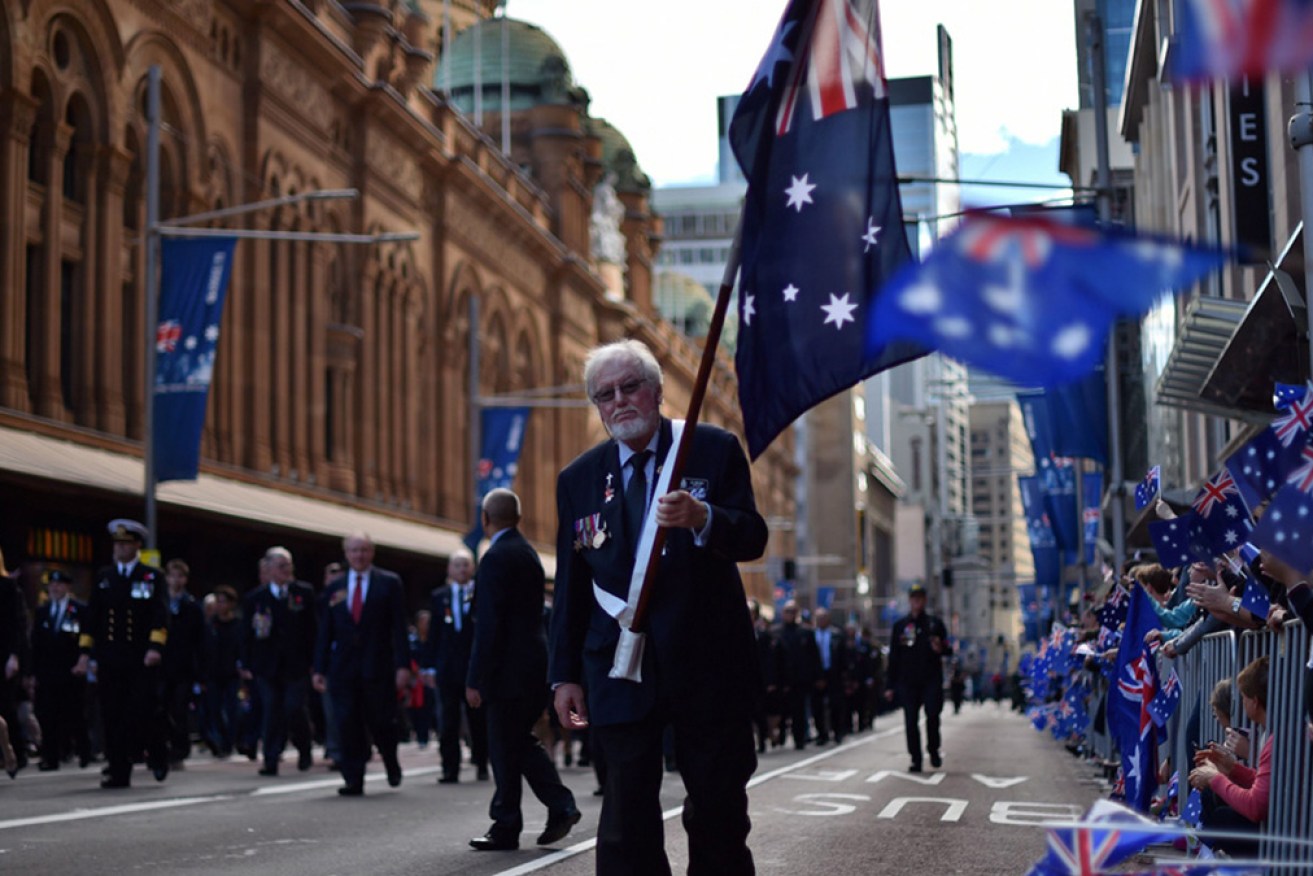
[438,18,586,113]
[589,117,651,193]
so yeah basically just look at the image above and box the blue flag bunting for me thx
[1083,470,1102,566]
[1019,476,1062,591]
[731,0,922,459]
[865,214,1226,387]
[1135,465,1161,511]
[154,237,237,482]
[462,407,530,553]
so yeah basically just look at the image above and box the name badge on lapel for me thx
[679,477,709,501]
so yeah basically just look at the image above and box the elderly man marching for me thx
[75,519,170,788]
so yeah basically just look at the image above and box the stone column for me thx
[356,259,379,499]
[0,91,39,411]
[94,144,133,435]
[34,123,74,420]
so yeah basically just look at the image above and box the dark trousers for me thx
[35,679,89,766]
[484,694,576,835]
[810,676,847,743]
[98,659,167,782]
[257,677,312,768]
[1200,788,1259,857]
[438,681,486,778]
[0,678,22,767]
[163,678,194,761]
[782,687,809,749]
[205,676,241,755]
[899,682,943,765]
[594,710,756,876]
[331,675,399,789]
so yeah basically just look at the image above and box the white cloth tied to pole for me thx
[593,419,684,682]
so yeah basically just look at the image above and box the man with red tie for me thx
[312,532,410,796]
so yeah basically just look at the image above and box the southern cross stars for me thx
[748,21,795,92]
[821,293,857,329]
[862,217,881,252]
[743,294,756,325]
[785,174,816,212]
[782,283,799,302]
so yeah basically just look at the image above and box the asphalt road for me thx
[0,702,1101,875]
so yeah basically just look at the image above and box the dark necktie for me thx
[624,450,652,550]
[350,575,364,624]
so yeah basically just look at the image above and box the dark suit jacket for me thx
[84,562,168,662]
[467,528,548,701]
[814,626,848,684]
[240,581,318,681]
[0,575,28,670]
[549,419,767,726]
[885,611,949,693]
[164,593,206,684]
[31,597,85,683]
[776,621,820,689]
[314,567,408,683]
[423,581,476,690]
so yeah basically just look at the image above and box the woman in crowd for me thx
[1188,656,1272,858]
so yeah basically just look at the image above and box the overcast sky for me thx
[506,0,1079,194]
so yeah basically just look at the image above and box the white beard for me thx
[608,408,659,445]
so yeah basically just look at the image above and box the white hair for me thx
[582,339,663,396]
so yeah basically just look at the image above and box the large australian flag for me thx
[730,0,922,459]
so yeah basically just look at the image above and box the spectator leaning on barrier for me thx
[1188,656,1271,858]
[1256,551,1313,735]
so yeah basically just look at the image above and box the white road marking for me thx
[877,796,969,822]
[0,796,231,831]
[250,766,442,796]
[773,793,871,816]
[866,769,946,786]
[780,768,859,783]
[970,774,1029,789]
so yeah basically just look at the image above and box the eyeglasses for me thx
[590,378,647,406]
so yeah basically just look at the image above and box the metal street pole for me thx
[1292,72,1313,373]
[468,293,481,535]
[1086,10,1125,585]
[500,3,511,155]
[143,64,161,554]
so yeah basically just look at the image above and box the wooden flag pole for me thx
[630,222,744,633]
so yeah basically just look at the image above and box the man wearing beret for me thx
[75,519,170,788]
[884,583,949,773]
[31,570,91,771]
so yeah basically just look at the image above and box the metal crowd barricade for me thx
[1260,619,1311,871]
[1086,674,1116,763]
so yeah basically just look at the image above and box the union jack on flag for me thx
[775,0,887,134]
[1272,390,1313,447]
[1117,649,1158,740]
[1289,445,1313,493]
[1026,800,1176,876]
[156,320,183,353]
[1172,0,1313,82]
[1193,470,1238,517]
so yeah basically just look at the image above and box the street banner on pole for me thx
[463,407,530,553]
[153,237,236,482]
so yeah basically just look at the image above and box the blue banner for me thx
[815,586,835,610]
[1018,476,1062,596]
[463,407,530,552]
[1032,370,1109,464]
[1082,469,1102,567]
[153,237,236,482]
[1018,393,1079,555]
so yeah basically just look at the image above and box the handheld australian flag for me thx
[864,214,1226,388]
[1188,468,1254,558]
[1148,513,1206,569]
[731,0,922,459]
[1171,0,1313,82]
[1135,465,1161,511]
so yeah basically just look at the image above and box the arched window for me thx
[62,94,93,204]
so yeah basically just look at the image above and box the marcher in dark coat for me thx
[422,548,487,783]
[884,584,948,773]
[31,570,89,770]
[775,600,820,750]
[203,586,242,757]
[162,559,205,765]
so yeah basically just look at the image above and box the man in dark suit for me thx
[75,519,170,788]
[775,599,819,750]
[312,532,410,796]
[465,489,579,851]
[884,583,948,773]
[810,606,849,745]
[31,570,89,770]
[550,339,768,875]
[0,556,29,773]
[421,547,487,783]
[162,559,205,767]
[242,547,317,776]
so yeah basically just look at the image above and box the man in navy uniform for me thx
[312,532,410,796]
[466,489,579,851]
[75,519,170,788]
[161,559,204,767]
[884,583,948,773]
[31,570,90,770]
[422,547,487,783]
[550,339,768,875]
[242,547,317,776]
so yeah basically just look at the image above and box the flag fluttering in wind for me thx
[864,214,1226,388]
[1170,0,1313,82]
[731,0,922,459]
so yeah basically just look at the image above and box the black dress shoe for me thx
[469,831,518,851]
[437,775,459,784]
[908,762,923,774]
[38,762,59,772]
[537,810,581,846]
[100,777,130,789]
[477,767,490,781]
[929,751,942,768]
[337,785,364,797]
[297,749,313,772]
[151,762,169,782]
[386,762,403,788]
[258,766,278,777]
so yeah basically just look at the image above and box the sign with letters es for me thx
[1229,77,1270,256]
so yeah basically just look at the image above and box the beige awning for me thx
[0,422,555,575]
